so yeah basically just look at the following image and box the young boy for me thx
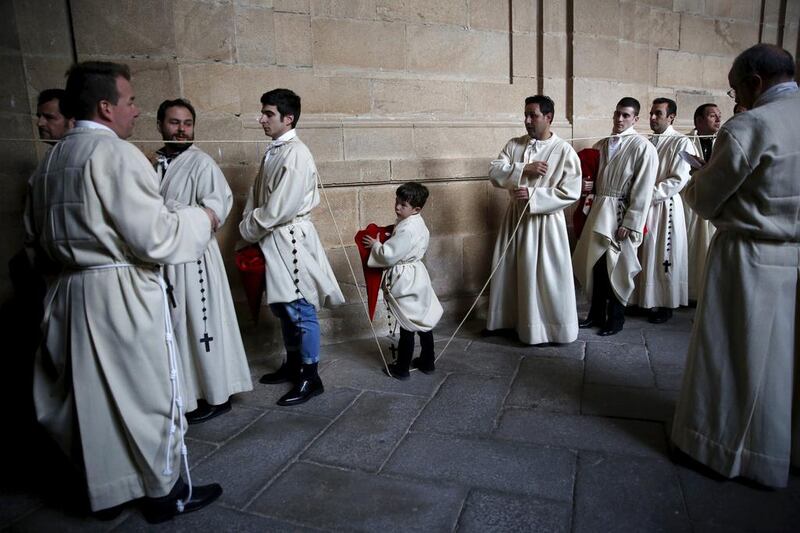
[362,183,443,379]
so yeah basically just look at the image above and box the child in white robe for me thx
[362,183,443,380]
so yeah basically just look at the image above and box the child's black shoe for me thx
[384,363,410,380]
[411,356,435,374]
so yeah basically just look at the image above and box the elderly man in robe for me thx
[154,98,252,424]
[572,97,658,336]
[485,94,582,344]
[635,98,694,323]
[684,103,721,302]
[36,88,74,143]
[25,61,222,522]
[671,44,800,488]
[240,88,344,406]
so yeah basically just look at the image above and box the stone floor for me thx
[2,307,800,532]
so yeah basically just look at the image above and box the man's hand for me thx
[513,187,530,201]
[583,179,593,193]
[203,207,220,232]
[362,235,378,248]
[522,160,548,178]
[615,226,631,241]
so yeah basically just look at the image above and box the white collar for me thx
[75,120,117,135]
[272,129,297,143]
[754,81,799,107]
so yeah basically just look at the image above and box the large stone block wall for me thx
[1,0,798,352]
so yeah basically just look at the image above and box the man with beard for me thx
[684,103,721,302]
[634,98,694,323]
[154,99,252,424]
[485,95,582,344]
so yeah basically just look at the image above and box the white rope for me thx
[314,172,392,375]
[0,133,719,144]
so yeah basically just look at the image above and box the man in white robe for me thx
[572,97,658,336]
[363,182,443,379]
[635,98,694,323]
[672,44,800,488]
[24,62,222,521]
[240,88,344,406]
[485,95,582,344]
[154,98,252,424]
[684,103,721,302]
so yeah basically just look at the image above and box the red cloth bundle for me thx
[235,244,266,322]
[354,223,394,321]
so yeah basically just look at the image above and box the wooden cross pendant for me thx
[200,332,214,352]
[663,260,671,273]
[165,280,177,309]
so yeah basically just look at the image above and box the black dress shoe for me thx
[185,400,231,425]
[647,307,673,324]
[259,356,301,385]
[277,363,324,406]
[578,317,597,328]
[384,362,410,380]
[411,356,435,374]
[598,325,623,336]
[141,479,223,524]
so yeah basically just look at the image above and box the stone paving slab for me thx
[115,503,324,532]
[584,341,655,388]
[437,339,521,376]
[456,488,571,533]
[652,363,685,391]
[250,461,465,532]
[302,391,426,472]
[184,438,219,467]
[581,383,678,422]
[644,328,691,367]
[505,356,583,413]
[411,373,512,436]
[676,465,800,531]
[190,410,329,507]
[383,432,576,501]
[573,452,691,533]
[495,409,668,458]
[0,490,41,530]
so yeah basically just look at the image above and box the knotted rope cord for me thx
[314,170,393,375]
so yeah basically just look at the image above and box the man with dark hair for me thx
[685,103,722,302]
[672,44,800,488]
[154,99,252,425]
[634,98,694,323]
[573,97,658,336]
[36,88,74,142]
[486,94,582,344]
[240,88,344,405]
[25,61,222,522]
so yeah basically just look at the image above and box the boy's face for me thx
[395,198,421,220]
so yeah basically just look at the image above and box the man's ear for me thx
[283,113,294,127]
[97,99,113,122]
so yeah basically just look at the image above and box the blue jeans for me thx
[269,299,320,364]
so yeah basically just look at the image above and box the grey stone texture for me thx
[3,310,800,532]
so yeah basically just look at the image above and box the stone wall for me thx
[1,0,798,352]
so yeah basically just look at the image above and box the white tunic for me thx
[156,146,252,409]
[486,133,582,344]
[572,128,659,305]
[672,88,800,488]
[239,132,344,309]
[683,129,717,300]
[367,214,442,332]
[24,127,213,510]
[635,125,693,308]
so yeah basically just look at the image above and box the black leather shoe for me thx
[578,317,597,328]
[141,479,223,524]
[598,325,623,336]
[185,400,231,425]
[384,362,410,380]
[647,307,673,324]
[259,358,300,385]
[277,363,324,406]
[411,356,435,374]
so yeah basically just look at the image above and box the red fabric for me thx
[573,148,599,239]
[354,223,394,321]
[235,244,266,322]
